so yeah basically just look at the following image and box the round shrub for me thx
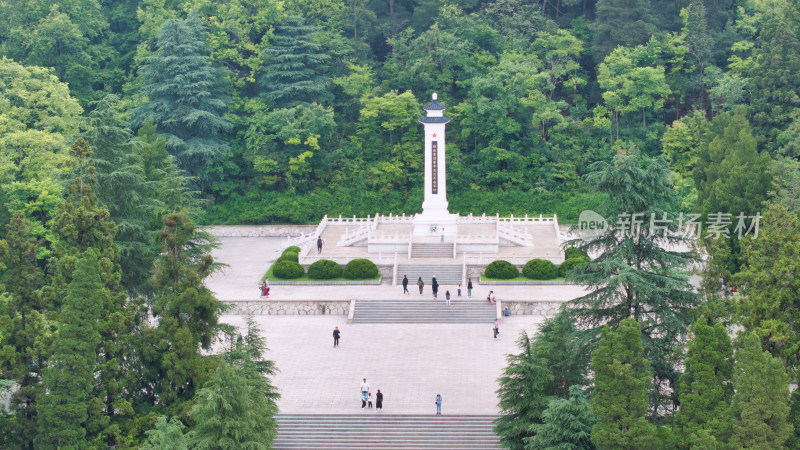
[272,260,304,279]
[277,251,299,263]
[558,257,589,278]
[343,258,379,280]
[485,260,519,279]
[307,259,343,280]
[283,245,301,255]
[564,247,589,261]
[522,259,559,280]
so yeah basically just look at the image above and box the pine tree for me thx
[36,251,103,449]
[257,15,332,108]
[222,316,279,406]
[567,150,699,414]
[141,415,189,450]
[591,0,657,62]
[188,362,277,449]
[531,310,589,398]
[132,14,231,191]
[730,334,794,448]
[494,332,554,450]
[590,318,657,450]
[0,212,46,448]
[674,317,734,448]
[145,212,223,408]
[527,385,597,450]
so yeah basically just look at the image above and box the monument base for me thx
[413,212,459,237]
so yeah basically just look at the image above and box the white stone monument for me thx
[413,93,459,237]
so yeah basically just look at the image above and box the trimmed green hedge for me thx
[559,256,590,278]
[485,260,519,280]
[283,245,301,255]
[272,260,305,279]
[523,259,559,280]
[307,259,343,279]
[343,258,379,280]
[564,247,589,260]
[277,251,299,263]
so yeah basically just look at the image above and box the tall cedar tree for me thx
[531,310,589,397]
[36,251,103,449]
[693,108,772,276]
[222,316,280,407]
[674,317,734,448]
[591,0,657,62]
[47,138,141,446]
[527,385,598,450]
[257,15,332,108]
[566,150,699,414]
[84,94,157,296]
[735,204,800,370]
[188,362,276,449]
[131,15,231,192]
[730,333,794,448]
[146,212,223,412]
[590,318,657,450]
[140,415,189,450]
[494,332,554,450]
[749,0,800,154]
[0,212,46,447]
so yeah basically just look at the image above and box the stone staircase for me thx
[411,242,454,258]
[352,299,495,323]
[396,264,462,286]
[274,414,500,449]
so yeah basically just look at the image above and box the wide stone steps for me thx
[274,414,500,449]
[352,299,495,323]
[411,243,454,258]
[396,264,462,286]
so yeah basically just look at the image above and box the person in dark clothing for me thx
[467,279,473,297]
[317,236,324,254]
[376,390,383,412]
[333,327,341,347]
[417,277,424,294]
[432,276,439,300]
[402,275,409,294]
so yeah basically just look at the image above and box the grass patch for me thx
[480,275,566,282]
[263,263,380,282]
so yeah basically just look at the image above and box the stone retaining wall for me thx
[209,225,317,237]
[503,300,564,318]
[269,279,382,286]
[481,280,575,286]
[225,300,350,315]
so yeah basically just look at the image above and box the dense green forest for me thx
[2,0,800,447]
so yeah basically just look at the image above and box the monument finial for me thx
[432,93,438,101]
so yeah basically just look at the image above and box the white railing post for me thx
[408,241,412,259]
[392,252,398,286]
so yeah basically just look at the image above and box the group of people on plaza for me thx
[358,378,443,415]
[402,275,476,301]
[259,278,270,297]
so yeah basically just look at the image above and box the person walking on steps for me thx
[440,228,445,243]
[402,275,409,295]
[435,394,442,415]
[457,284,461,297]
[317,236,324,254]
[333,326,341,347]
[494,319,500,339]
[432,276,439,300]
[445,290,451,306]
[376,390,383,412]
[467,279,473,298]
[417,277,424,295]
[487,290,495,305]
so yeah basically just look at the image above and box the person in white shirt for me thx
[360,378,370,395]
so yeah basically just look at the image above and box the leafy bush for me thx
[485,260,519,279]
[307,259,343,279]
[343,259,379,280]
[272,261,304,279]
[283,245,301,255]
[277,251,299,263]
[564,247,589,260]
[523,259,559,280]
[559,257,590,278]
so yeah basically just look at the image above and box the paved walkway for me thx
[220,314,545,414]
[205,237,589,301]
